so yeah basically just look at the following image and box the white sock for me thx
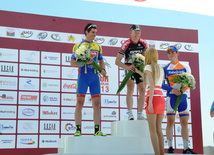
[128,110,133,115]
[168,139,173,148]
[183,139,189,150]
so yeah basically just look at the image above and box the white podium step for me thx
[111,120,150,137]
[54,120,154,154]
[58,136,153,154]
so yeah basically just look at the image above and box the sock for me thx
[76,125,81,132]
[168,139,173,148]
[183,139,189,150]
[95,125,99,133]
[128,110,133,115]
[138,112,142,117]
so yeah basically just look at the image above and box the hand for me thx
[172,88,181,96]
[148,104,154,113]
[87,59,93,64]
[134,67,140,74]
[181,87,187,93]
[126,65,135,72]
[100,69,107,77]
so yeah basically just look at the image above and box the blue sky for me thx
[1,0,214,146]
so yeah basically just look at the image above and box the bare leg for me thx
[92,96,101,125]
[166,115,175,140]
[137,82,145,112]
[75,97,85,125]
[147,114,160,155]
[156,114,164,155]
[126,80,135,110]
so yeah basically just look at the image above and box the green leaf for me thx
[116,71,133,94]
[173,91,183,112]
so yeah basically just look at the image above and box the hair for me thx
[84,23,97,35]
[144,48,160,87]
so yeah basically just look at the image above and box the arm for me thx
[145,70,154,113]
[210,101,214,118]
[115,53,134,71]
[99,59,107,76]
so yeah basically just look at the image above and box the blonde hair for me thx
[144,48,160,86]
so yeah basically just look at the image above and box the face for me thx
[85,28,97,41]
[130,30,141,41]
[167,50,179,61]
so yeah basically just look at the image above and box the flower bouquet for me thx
[116,54,145,94]
[75,44,108,79]
[170,72,196,112]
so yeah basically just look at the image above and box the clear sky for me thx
[1,0,214,146]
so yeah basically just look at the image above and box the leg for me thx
[137,82,145,112]
[75,96,85,125]
[147,114,160,155]
[180,116,189,150]
[92,96,101,125]
[166,115,175,140]
[156,114,164,155]
[126,79,135,110]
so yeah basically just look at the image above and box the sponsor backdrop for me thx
[0,10,202,154]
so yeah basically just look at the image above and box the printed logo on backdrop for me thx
[20,95,38,103]
[6,28,15,37]
[20,138,35,145]
[65,123,76,131]
[0,135,15,148]
[42,139,57,144]
[160,43,169,49]
[0,92,16,104]
[23,52,36,62]
[41,52,60,65]
[95,37,105,44]
[22,108,35,116]
[62,67,78,79]
[0,78,17,89]
[121,40,126,45]
[62,80,77,92]
[0,105,16,119]
[51,33,61,41]
[103,111,117,119]
[184,44,193,51]
[104,99,117,105]
[37,32,48,40]
[21,31,33,38]
[175,43,182,50]
[1,64,14,73]
[149,42,155,48]
[43,123,56,131]
[42,111,58,115]
[108,38,118,45]
[41,65,60,78]
[0,49,18,62]
[67,35,76,42]
[20,79,39,90]
[41,79,60,92]
[0,124,14,132]
[42,95,58,102]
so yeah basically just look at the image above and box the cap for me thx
[167,46,178,53]
[129,25,141,31]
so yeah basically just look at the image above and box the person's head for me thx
[144,48,159,86]
[167,46,179,62]
[129,25,141,42]
[145,48,158,65]
[84,23,97,41]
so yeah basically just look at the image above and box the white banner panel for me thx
[101,95,119,108]
[101,122,111,134]
[0,135,16,149]
[39,135,59,148]
[41,51,60,65]
[0,48,18,62]
[20,50,40,64]
[17,120,38,133]
[0,120,16,133]
[40,92,60,105]
[61,93,77,106]
[18,106,39,119]
[0,105,17,119]
[0,91,17,104]
[61,121,76,134]
[19,92,39,105]
[62,66,78,79]
[41,79,60,92]
[0,62,18,76]
[61,107,75,120]
[17,135,38,148]
[82,108,93,120]
[40,121,59,133]
[120,95,137,108]
[101,108,119,121]
[82,121,94,134]
[41,65,60,78]
[19,64,40,77]
[40,106,60,120]
[175,124,192,136]
[0,76,17,90]
[19,78,39,91]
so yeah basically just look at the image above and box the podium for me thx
[45,120,154,155]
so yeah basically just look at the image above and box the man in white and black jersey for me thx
[115,25,148,120]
